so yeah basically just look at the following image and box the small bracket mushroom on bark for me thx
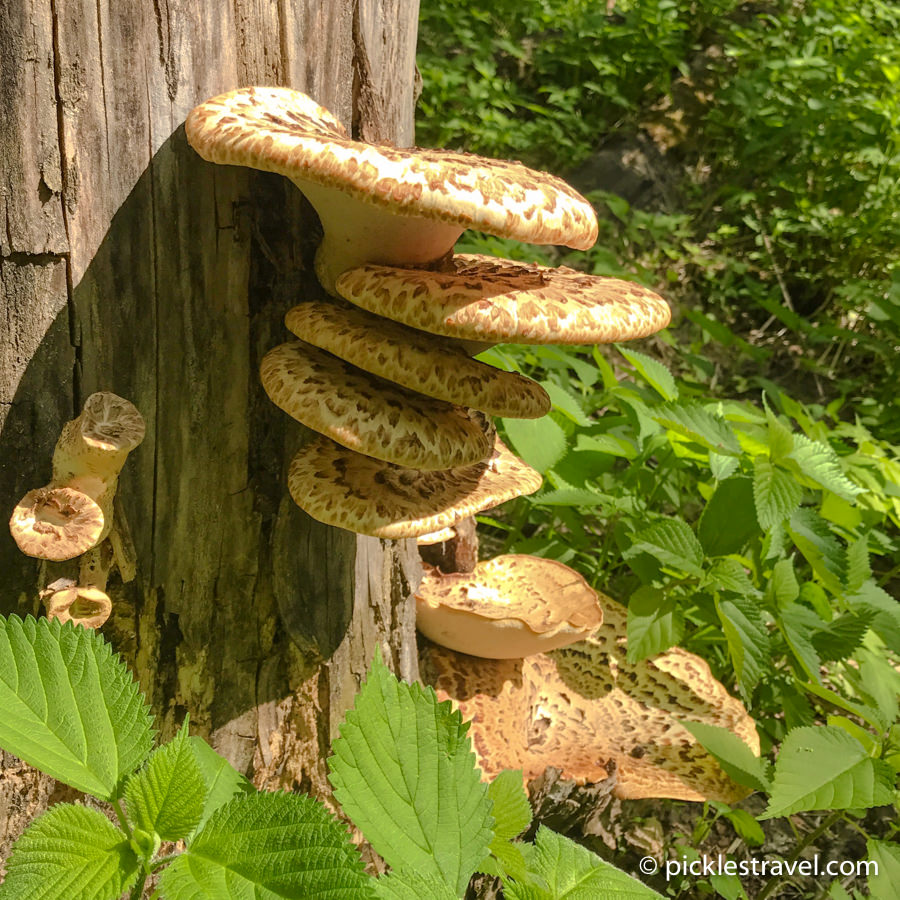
[9,392,144,628]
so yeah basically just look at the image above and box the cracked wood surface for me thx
[0,0,421,863]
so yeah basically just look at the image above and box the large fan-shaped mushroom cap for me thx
[416,556,604,658]
[186,87,598,291]
[336,254,671,345]
[260,340,495,471]
[287,436,541,538]
[284,302,550,419]
[423,594,759,802]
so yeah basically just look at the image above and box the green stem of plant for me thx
[756,810,843,900]
[129,872,147,900]
[149,853,181,872]
[113,798,133,839]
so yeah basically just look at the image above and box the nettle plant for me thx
[0,616,665,900]
[478,339,900,828]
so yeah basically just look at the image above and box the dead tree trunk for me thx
[0,0,421,858]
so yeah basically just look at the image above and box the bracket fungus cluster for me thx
[9,392,145,630]
[186,86,671,539]
[421,589,760,803]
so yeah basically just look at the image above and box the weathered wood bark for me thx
[0,0,421,861]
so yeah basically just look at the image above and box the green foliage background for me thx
[417,0,900,895]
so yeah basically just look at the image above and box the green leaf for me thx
[715,595,769,698]
[652,402,741,456]
[542,381,591,427]
[125,719,205,842]
[536,488,612,507]
[489,769,531,841]
[786,434,863,500]
[753,458,802,530]
[373,870,457,900]
[770,558,800,606]
[761,727,895,819]
[626,587,684,663]
[698,478,760,557]
[617,346,678,401]
[503,414,568,473]
[788,508,846,596]
[847,581,900,653]
[843,536,872,593]
[505,827,664,899]
[867,839,900,900]
[812,612,873,662]
[188,736,254,836]
[705,559,758,597]
[0,803,139,900]
[764,405,795,460]
[328,651,493,895]
[623,518,704,578]
[158,792,372,899]
[0,616,153,801]
[680,722,770,793]
[709,451,740,481]
[778,603,824,683]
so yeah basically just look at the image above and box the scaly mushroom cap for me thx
[416,556,603,658]
[44,586,112,630]
[284,302,550,419]
[52,391,146,485]
[287,435,541,538]
[422,594,759,802]
[186,87,598,253]
[260,340,495,470]
[9,486,106,561]
[336,254,672,345]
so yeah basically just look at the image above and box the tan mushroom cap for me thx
[416,527,457,546]
[416,556,603,658]
[44,586,112,630]
[287,435,541,538]
[423,594,759,802]
[186,87,598,252]
[336,254,672,345]
[260,340,495,470]
[53,391,146,485]
[284,302,550,419]
[9,487,106,562]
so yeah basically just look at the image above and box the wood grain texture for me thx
[0,0,422,866]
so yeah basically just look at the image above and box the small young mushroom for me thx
[284,302,550,418]
[185,87,598,293]
[9,393,145,561]
[416,555,604,658]
[260,340,495,470]
[286,435,541,538]
[335,254,672,345]
[421,593,760,803]
[43,585,113,630]
[416,527,457,546]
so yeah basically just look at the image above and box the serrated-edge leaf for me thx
[753,458,802,530]
[867,839,900,900]
[715,595,769,698]
[788,508,846,596]
[0,803,139,900]
[779,603,824,683]
[328,651,493,895]
[787,434,863,500]
[680,722,770,793]
[652,402,741,456]
[158,792,372,899]
[373,869,457,900]
[617,345,678,401]
[771,558,800,606]
[626,587,684,662]
[698,478,760,557]
[623,518,704,578]
[488,770,532,842]
[761,726,895,819]
[0,616,153,800]
[125,720,205,842]
[187,736,254,838]
[507,827,664,899]
[502,415,568,474]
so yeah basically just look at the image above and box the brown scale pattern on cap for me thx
[284,302,549,419]
[261,340,495,471]
[336,254,672,345]
[287,435,541,538]
[423,592,758,802]
[9,487,106,562]
[416,555,603,658]
[186,87,598,250]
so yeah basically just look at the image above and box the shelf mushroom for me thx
[42,582,113,630]
[421,591,759,803]
[335,254,672,345]
[415,555,604,658]
[185,86,598,294]
[9,392,145,561]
